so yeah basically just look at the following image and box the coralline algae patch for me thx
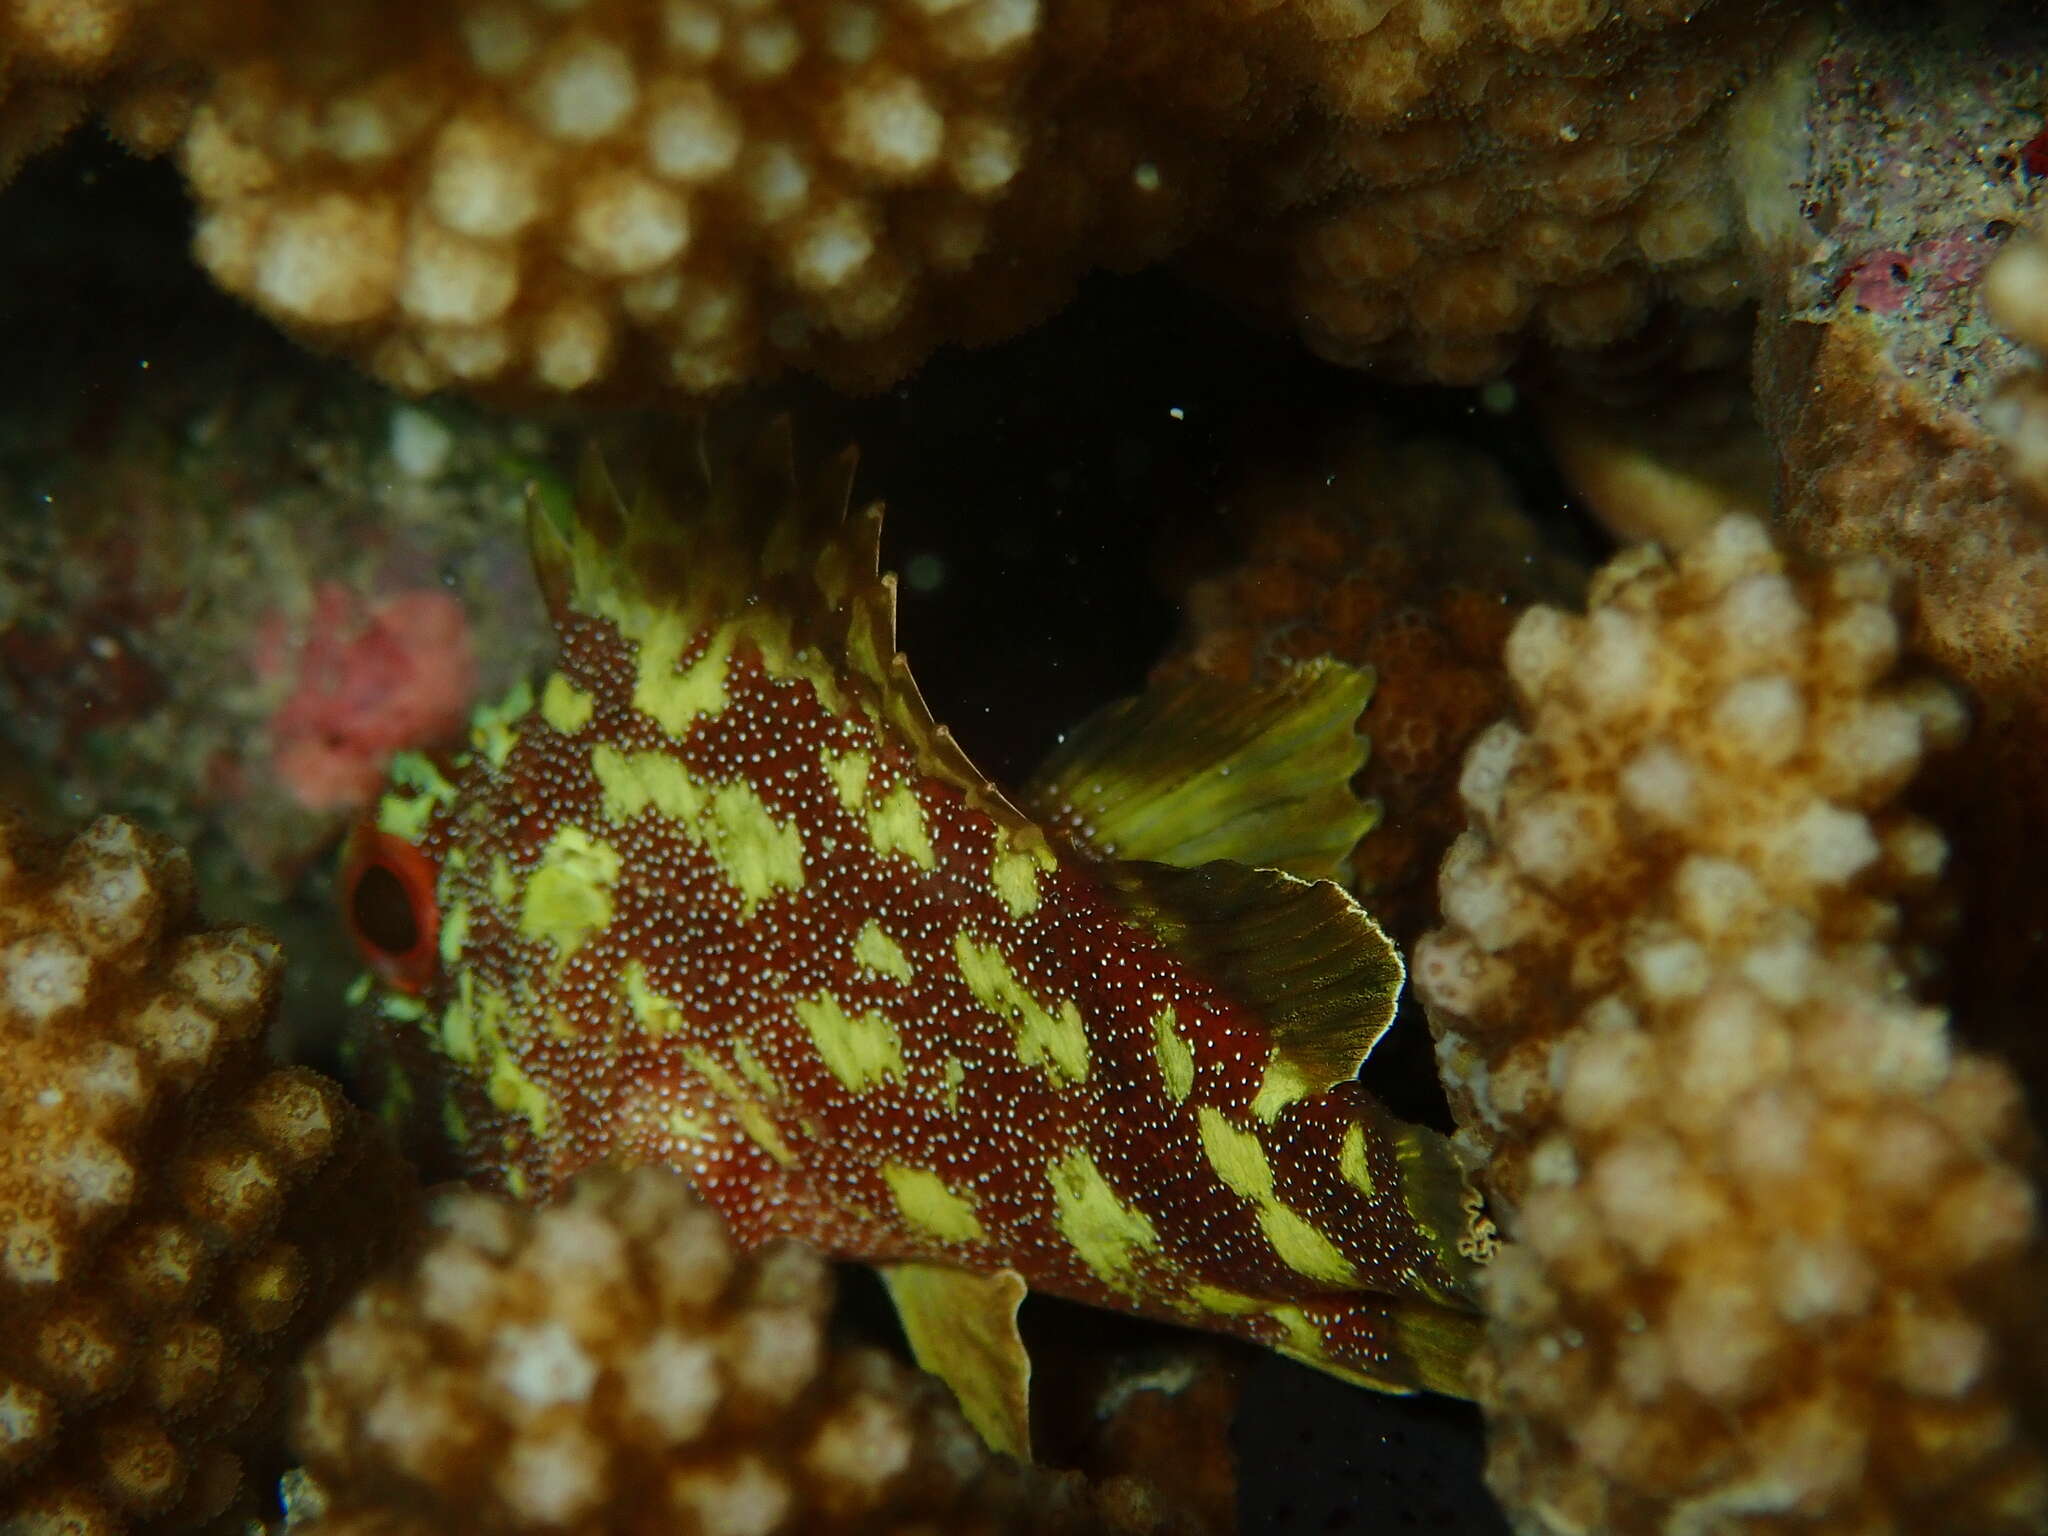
[1834,232,1998,320]
[1782,10,2048,422]
[253,582,480,814]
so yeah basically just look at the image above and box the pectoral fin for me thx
[1024,660,1377,883]
[879,1262,1033,1460]
[1098,857,1406,1094]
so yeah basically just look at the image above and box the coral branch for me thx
[0,807,417,1532]
[285,1165,1198,1535]
[1415,517,2048,1535]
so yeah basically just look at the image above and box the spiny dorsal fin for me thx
[1098,859,1405,1094]
[1023,661,1378,883]
[525,416,1040,847]
[879,1262,1032,1459]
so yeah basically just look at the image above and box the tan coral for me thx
[1154,422,1583,945]
[0,807,417,1533]
[0,66,85,180]
[1982,220,2048,506]
[7,0,1824,394]
[1744,7,2048,1106]
[1203,0,1807,383]
[1765,291,2048,1107]
[171,0,1273,399]
[0,0,202,177]
[284,1164,1195,1536]
[0,0,150,176]
[0,0,1815,399]
[1412,516,2048,1535]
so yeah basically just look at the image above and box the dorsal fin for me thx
[1096,859,1405,1094]
[525,417,1040,847]
[1024,661,1378,884]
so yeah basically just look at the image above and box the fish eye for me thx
[341,825,442,994]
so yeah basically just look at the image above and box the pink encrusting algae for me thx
[262,583,478,812]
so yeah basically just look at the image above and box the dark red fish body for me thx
[352,429,1484,1450]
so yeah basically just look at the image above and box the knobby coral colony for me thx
[0,810,417,1532]
[338,422,1490,1459]
[1416,519,2048,1534]
[287,1164,1199,1534]
[5,0,1790,395]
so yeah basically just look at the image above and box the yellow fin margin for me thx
[1098,859,1406,1098]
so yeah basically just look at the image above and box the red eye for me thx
[341,824,442,994]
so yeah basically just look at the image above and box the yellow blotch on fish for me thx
[340,421,1487,1459]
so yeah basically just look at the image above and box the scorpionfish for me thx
[344,423,1486,1454]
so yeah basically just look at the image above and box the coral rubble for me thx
[1414,516,2048,1534]
[283,1164,1194,1535]
[0,807,417,1532]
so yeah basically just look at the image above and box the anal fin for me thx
[879,1262,1033,1460]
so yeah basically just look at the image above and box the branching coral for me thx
[174,0,1813,394]
[0,807,417,1533]
[171,0,1269,398]
[1153,422,1583,944]
[1982,218,2048,505]
[1412,516,2048,1535]
[1,0,145,176]
[1201,0,1806,383]
[284,1164,1196,1536]
[0,0,195,178]
[1744,3,2048,1107]
[7,0,1828,395]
